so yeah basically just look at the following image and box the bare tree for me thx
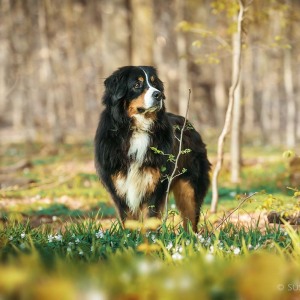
[211,0,245,213]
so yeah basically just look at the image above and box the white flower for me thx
[75,238,80,244]
[205,238,211,246]
[166,242,173,251]
[254,244,260,250]
[170,203,176,210]
[9,236,13,241]
[197,234,205,243]
[185,240,191,246]
[205,253,214,263]
[96,230,104,239]
[21,232,26,239]
[172,252,183,260]
[174,245,183,253]
[151,234,156,243]
[54,234,62,242]
[233,247,241,255]
[79,250,84,255]
[248,244,253,250]
[68,242,74,246]
[209,245,214,253]
[67,247,72,252]
[47,234,54,243]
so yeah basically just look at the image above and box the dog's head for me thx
[103,66,165,121]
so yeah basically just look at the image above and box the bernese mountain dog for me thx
[94,66,210,232]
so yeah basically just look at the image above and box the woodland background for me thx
[0,0,299,150]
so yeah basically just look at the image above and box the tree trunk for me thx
[130,0,154,65]
[0,0,9,117]
[211,0,245,213]
[244,43,255,131]
[230,70,242,184]
[214,63,227,127]
[176,0,190,116]
[284,47,296,148]
[101,0,131,75]
[153,0,178,113]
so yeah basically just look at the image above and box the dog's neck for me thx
[130,114,154,133]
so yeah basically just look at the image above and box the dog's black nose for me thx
[152,91,162,100]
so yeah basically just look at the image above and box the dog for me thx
[94,66,210,231]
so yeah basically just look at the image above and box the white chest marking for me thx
[114,118,156,213]
[128,130,149,164]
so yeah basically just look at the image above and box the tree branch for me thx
[163,89,191,221]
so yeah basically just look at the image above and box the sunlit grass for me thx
[1,142,299,298]
[0,217,300,299]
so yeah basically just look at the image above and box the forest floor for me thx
[0,142,299,299]
[0,141,294,227]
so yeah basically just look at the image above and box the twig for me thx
[163,89,191,222]
[0,175,75,192]
[208,192,257,237]
[0,159,31,174]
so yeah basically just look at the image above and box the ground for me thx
[0,142,299,299]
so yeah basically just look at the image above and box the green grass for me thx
[0,142,299,299]
[0,218,299,299]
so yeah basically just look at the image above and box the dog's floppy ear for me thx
[103,69,128,105]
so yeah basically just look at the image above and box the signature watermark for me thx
[277,283,300,292]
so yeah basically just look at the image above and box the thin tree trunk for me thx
[0,0,9,116]
[260,54,272,143]
[284,47,296,148]
[244,43,255,130]
[211,0,245,213]
[176,0,189,116]
[271,64,281,145]
[214,63,227,127]
[230,71,242,184]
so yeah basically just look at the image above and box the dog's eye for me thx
[134,81,143,89]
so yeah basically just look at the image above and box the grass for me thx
[0,142,299,299]
[0,217,300,299]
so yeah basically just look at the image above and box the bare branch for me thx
[163,89,191,221]
[209,192,258,237]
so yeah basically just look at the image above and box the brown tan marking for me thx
[144,167,160,194]
[127,91,147,117]
[172,179,197,231]
[150,76,155,82]
[111,172,126,197]
[138,76,144,82]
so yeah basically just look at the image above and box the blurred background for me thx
[0,0,299,148]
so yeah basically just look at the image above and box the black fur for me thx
[94,66,210,230]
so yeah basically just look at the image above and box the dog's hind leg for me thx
[172,179,201,232]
